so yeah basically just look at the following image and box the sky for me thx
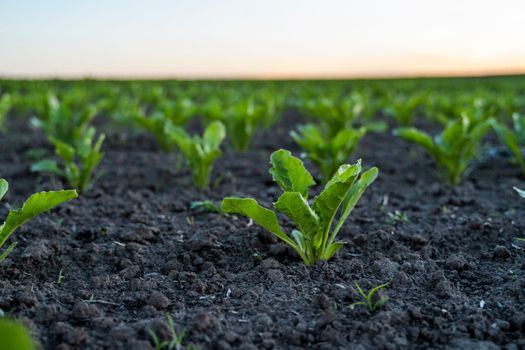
[0,0,524,79]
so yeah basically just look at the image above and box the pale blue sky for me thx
[1,0,524,78]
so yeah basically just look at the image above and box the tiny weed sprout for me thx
[31,128,105,193]
[148,315,198,350]
[491,114,525,174]
[291,124,367,183]
[56,269,65,285]
[221,149,378,266]
[0,179,77,262]
[166,121,226,190]
[0,317,36,350]
[394,115,492,185]
[385,210,408,225]
[514,187,525,199]
[350,282,389,312]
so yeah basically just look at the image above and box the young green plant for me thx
[221,149,378,266]
[385,210,408,225]
[166,121,226,190]
[133,111,176,151]
[219,99,270,151]
[148,315,198,350]
[384,93,423,126]
[291,124,367,183]
[394,115,492,185]
[301,93,365,136]
[30,94,99,147]
[31,127,105,193]
[132,97,197,151]
[491,114,525,174]
[350,282,389,312]
[0,179,77,262]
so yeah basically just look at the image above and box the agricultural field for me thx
[1,76,525,349]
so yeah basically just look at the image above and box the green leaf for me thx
[330,167,378,243]
[0,318,36,350]
[312,162,362,252]
[291,230,306,253]
[468,118,492,144]
[312,162,362,232]
[203,121,226,150]
[364,121,388,133]
[167,122,225,190]
[514,187,525,199]
[221,197,308,263]
[221,197,294,247]
[0,189,78,248]
[393,127,437,159]
[167,124,192,154]
[512,113,525,144]
[30,159,62,175]
[190,200,223,214]
[274,192,319,239]
[269,149,315,198]
[492,120,525,171]
[134,112,174,151]
[77,134,105,192]
[368,282,389,299]
[436,117,465,154]
[332,127,366,151]
[49,137,75,163]
[292,124,366,183]
[290,124,324,148]
[324,241,344,260]
[0,242,16,262]
[0,179,7,202]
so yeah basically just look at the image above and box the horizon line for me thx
[1,67,525,81]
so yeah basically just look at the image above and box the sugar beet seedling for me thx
[291,123,367,183]
[166,121,226,190]
[222,149,378,266]
[0,179,77,262]
[491,114,525,175]
[394,115,492,185]
[31,127,105,193]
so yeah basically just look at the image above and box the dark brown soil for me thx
[1,112,524,350]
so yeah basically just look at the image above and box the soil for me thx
[1,111,524,350]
